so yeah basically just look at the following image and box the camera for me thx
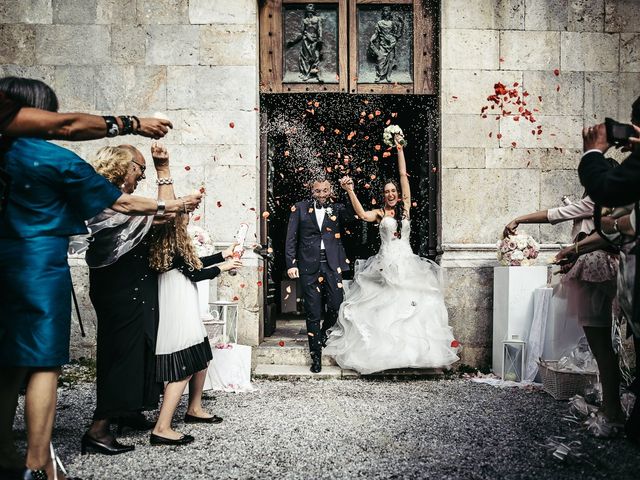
[605,117,636,146]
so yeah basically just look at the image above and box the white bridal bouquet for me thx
[383,124,407,147]
[188,224,215,257]
[496,233,540,266]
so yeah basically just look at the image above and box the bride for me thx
[324,133,459,374]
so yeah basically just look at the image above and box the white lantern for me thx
[502,337,526,382]
[204,301,239,344]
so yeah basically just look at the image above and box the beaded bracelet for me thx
[118,115,134,135]
[156,177,174,185]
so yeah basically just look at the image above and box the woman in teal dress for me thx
[0,78,201,480]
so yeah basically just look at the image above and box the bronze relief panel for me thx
[357,4,413,84]
[283,3,340,84]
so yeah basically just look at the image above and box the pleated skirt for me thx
[156,269,212,382]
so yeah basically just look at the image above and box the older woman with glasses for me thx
[80,143,185,456]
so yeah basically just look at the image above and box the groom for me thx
[285,177,353,373]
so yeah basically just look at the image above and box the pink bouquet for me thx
[496,234,540,266]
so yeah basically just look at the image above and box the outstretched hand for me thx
[222,242,239,259]
[394,133,404,149]
[553,246,578,273]
[180,193,202,213]
[220,259,243,272]
[503,220,518,238]
[137,118,173,139]
[339,176,354,192]
[151,142,169,170]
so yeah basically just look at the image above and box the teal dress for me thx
[0,138,121,367]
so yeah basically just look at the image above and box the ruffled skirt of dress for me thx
[324,243,459,374]
[156,269,212,382]
[560,250,618,323]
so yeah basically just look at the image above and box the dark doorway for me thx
[260,93,439,335]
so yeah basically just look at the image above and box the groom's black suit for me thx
[285,199,353,353]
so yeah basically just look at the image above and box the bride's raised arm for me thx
[339,176,380,223]
[395,134,411,217]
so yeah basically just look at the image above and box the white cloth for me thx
[314,202,326,250]
[156,269,207,355]
[524,287,552,382]
[324,217,459,374]
[206,343,254,392]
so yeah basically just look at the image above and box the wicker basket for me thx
[537,360,599,400]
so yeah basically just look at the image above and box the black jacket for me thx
[285,200,354,275]
[578,150,640,206]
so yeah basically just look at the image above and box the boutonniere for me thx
[325,206,333,216]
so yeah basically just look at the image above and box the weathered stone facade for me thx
[2,1,639,366]
[0,0,262,357]
[441,0,640,367]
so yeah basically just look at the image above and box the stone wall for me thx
[440,0,640,367]
[0,0,262,358]
[3,1,639,367]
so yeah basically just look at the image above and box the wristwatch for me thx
[156,199,166,216]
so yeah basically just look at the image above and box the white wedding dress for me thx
[324,216,459,374]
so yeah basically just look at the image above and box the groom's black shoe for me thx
[310,352,322,373]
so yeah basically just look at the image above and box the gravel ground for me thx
[10,378,640,480]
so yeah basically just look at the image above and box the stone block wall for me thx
[4,1,638,367]
[0,0,262,358]
[440,0,640,367]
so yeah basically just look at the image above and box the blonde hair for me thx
[149,214,203,273]
[90,146,134,186]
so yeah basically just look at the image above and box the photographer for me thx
[579,97,640,445]
[578,97,640,206]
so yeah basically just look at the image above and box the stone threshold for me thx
[254,320,447,380]
[253,364,446,380]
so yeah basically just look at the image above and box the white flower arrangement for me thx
[383,124,407,147]
[187,224,215,257]
[496,233,540,266]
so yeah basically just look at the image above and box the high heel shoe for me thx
[22,468,48,480]
[23,443,84,480]
[80,433,135,456]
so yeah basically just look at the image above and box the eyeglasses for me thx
[131,160,146,179]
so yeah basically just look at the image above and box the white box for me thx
[492,266,548,375]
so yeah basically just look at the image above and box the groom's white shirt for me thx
[314,202,326,250]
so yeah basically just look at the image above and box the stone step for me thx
[252,344,338,367]
[253,364,358,380]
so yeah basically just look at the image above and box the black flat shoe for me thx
[184,413,223,424]
[149,433,195,446]
[80,433,135,456]
[116,413,155,434]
